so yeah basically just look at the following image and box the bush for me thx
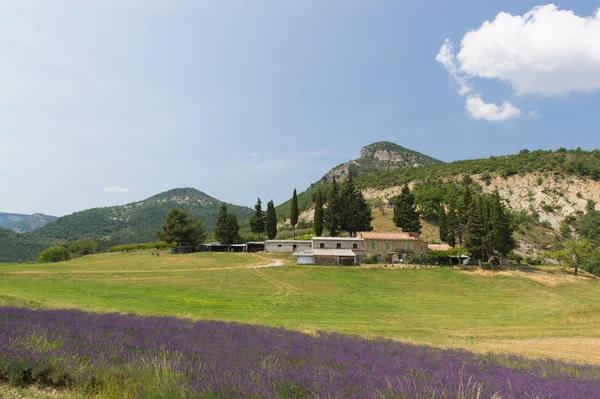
[525,256,543,266]
[39,246,70,263]
[108,242,173,252]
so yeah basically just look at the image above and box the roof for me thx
[358,231,421,241]
[264,240,312,244]
[293,251,313,257]
[312,237,363,241]
[311,248,357,257]
[428,243,452,251]
[246,241,265,245]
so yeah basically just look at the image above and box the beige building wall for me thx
[364,238,428,261]
[264,240,312,253]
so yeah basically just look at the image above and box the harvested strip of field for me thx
[2,307,600,399]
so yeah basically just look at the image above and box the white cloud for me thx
[103,186,130,193]
[457,5,600,97]
[436,39,473,96]
[465,95,521,121]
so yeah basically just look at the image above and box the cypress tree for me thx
[464,196,485,261]
[290,189,299,239]
[490,191,515,264]
[265,200,278,240]
[393,184,421,233]
[439,205,448,243]
[446,208,457,247]
[339,175,372,236]
[324,178,342,237]
[314,188,324,237]
[227,214,240,244]
[250,198,266,240]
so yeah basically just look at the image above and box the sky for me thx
[1,1,599,216]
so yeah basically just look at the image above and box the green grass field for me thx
[2,251,600,364]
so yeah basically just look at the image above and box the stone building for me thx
[359,231,428,263]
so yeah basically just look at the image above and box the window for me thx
[277,244,282,247]
[336,243,341,249]
[385,242,390,251]
[370,242,376,250]
[320,243,325,248]
[406,243,411,249]
[353,243,358,249]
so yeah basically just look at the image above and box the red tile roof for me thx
[358,232,420,240]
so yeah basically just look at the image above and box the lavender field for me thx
[1,307,600,398]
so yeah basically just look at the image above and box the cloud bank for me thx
[437,4,600,121]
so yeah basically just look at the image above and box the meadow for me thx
[1,251,600,366]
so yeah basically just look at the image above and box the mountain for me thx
[0,188,254,262]
[319,141,443,183]
[278,147,600,256]
[0,213,57,233]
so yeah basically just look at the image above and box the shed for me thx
[293,251,313,265]
[312,248,357,266]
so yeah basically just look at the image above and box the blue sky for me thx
[1,1,599,216]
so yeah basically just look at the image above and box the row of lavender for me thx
[1,307,599,398]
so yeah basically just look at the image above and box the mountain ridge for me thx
[0,212,57,233]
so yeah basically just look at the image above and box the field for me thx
[2,251,600,366]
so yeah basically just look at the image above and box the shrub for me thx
[39,246,70,263]
[525,256,543,266]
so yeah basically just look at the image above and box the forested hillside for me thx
[0,188,253,262]
[0,212,57,233]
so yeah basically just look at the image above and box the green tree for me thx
[489,191,516,264]
[445,208,458,247]
[439,205,448,244]
[157,208,206,248]
[250,198,266,240]
[565,238,593,276]
[324,178,342,237]
[464,197,485,261]
[39,246,70,263]
[290,189,299,239]
[392,184,421,233]
[214,205,239,244]
[228,214,241,244]
[265,200,278,240]
[339,174,372,236]
[69,239,98,256]
[314,188,324,237]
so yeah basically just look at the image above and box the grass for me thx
[370,207,441,243]
[1,251,600,365]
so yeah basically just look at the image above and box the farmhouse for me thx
[312,237,364,263]
[359,231,428,263]
[264,240,312,253]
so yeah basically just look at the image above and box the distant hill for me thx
[0,188,254,262]
[319,141,442,183]
[0,212,57,233]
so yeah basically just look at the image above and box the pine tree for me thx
[314,188,324,237]
[324,178,342,237]
[290,189,299,239]
[393,184,421,233]
[439,205,448,243]
[339,174,372,236]
[157,208,206,248]
[250,198,266,240]
[265,200,278,240]
[214,204,231,244]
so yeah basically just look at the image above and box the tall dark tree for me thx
[157,208,206,248]
[250,198,266,239]
[339,174,372,236]
[489,191,516,264]
[228,213,241,244]
[314,188,324,237]
[456,185,472,247]
[446,208,458,247]
[214,205,234,244]
[393,184,421,233]
[290,189,299,239]
[324,178,342,237]
[265,200,278,240]
[439,205,448,244]
[464,197,485,261]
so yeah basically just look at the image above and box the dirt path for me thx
[1,259,287,275]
